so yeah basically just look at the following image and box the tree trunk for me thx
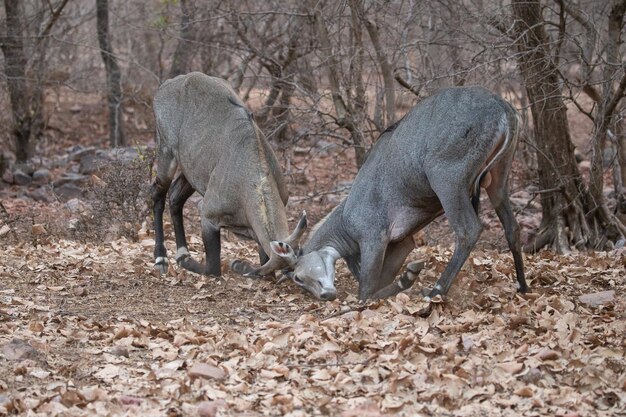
[587,0,626,239]
[169,0,196,78]
[512,0,624,252]
[0,1,32,164]
[96,0,126,147]
[362,12,395,125]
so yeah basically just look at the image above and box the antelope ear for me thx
[270,241,298,266]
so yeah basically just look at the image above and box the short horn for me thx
[284,211,307,246]
[252,255,285,277]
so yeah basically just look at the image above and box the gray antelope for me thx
[269,86,529,302]
[151,72,306,276]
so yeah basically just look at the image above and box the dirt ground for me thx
[0,90,625,416]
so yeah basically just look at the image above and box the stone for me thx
[109,345,129,358]
[2,170,14,184]
[13,169,32,186]
[14,162,34,176]
[110,147,140,163]
[53,173,88,187]
[68,146,97,162]
[579,290,615,307]
[0,225,10,237]
[65,198,91,213]
[1,338,40,361]
[31,224,46,235]
[79,153,111,175]
[27,187,55,203]
[54,183,83,201]
[32,169,51,185]
[197,400,226,417]
[188,363,226,380]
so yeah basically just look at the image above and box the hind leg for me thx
[152,148,178,273]
[173,215,221,276]
[428,183,483,299]
[169,174,195,266]
[486,166,528,293]
[201,217,221,276]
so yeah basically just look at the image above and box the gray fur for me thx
[151,72,305,276]
[272,86,528,301]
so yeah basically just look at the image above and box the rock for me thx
[109,345,129,358]
[54,183,83,201]
[110,147,140,162]
[68,218,80,231]
[31,224,47,235]
[118,395,142,406]
[68,146,97,162]
[579,290,615,307]
[32,169,51,185]
[27,187,54,203]
[14,162,34,176]
[520,367,542,384]
[1,169,13,184]
[1,338,40,361]
[13,169,32,186]
[53,173,88,187]
[188,363,226,380]
[65,198,91,213]
[0,225,10,237]
[79,152,111,175]
[197,400,226,417]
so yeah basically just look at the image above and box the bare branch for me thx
[394,71,421,97]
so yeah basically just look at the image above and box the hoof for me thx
[406,260,425,275]
[230,259,259,277]
[517,281,529,294]
[154,257,169,274]
[175,247,190,264]
[422,285,444,304]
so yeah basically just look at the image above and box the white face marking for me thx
[155,257,168,265]
[292,247,340,300]
[434,283,443,291]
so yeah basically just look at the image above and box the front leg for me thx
[357,241,389,301]
[375,236,416,293]
[369,261,424,300]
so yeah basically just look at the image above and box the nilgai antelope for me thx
[269,86,528,302]
[151,72,306,277]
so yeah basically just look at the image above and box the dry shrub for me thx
[76,148,154,242]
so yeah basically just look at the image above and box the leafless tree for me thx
[0,0,69,165]
[96,0,125,147]
[511,0,626,252]
[169,0,196,78]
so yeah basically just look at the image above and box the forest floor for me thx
[0,90,625,416]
